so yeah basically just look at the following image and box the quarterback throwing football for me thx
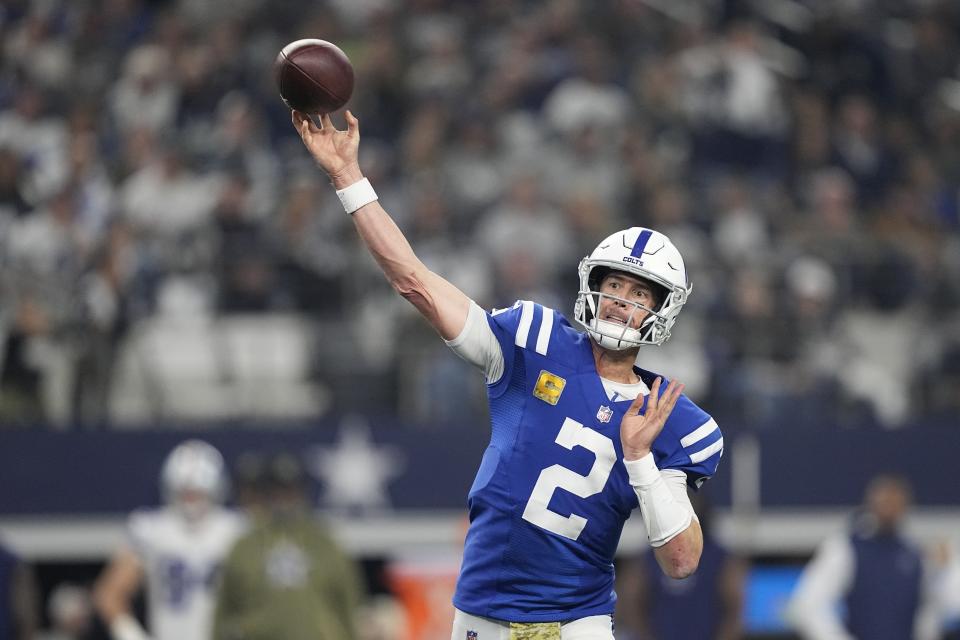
[293,110,723,639]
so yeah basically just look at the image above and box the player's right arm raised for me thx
[292,110,471,341]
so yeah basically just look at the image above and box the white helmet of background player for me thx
[161,440,227,520]
[574,227,692,350]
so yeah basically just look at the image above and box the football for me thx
[274,39,354,114]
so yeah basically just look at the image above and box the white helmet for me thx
[161,440,227,517]
[574,227,691,349]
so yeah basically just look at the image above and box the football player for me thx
[94,440,246,640]
[292,110,723,639]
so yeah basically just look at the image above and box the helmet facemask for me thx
[585,293,659,344]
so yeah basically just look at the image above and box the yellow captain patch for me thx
[533,370,566,405]
[509,622,561,640]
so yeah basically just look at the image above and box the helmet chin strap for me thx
[591,318,643,350]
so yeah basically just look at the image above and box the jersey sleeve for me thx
[445,300,505,384]
[485,300,558,396]
[655,394,724,490]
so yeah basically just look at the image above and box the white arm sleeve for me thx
[626,456,696,547]
[785,535,856,640]
[661,469,698,520]
[444,300,505,384]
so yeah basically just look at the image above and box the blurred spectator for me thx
[441,116,504,218]
[211,171,276,312]
[205,92,280,217]
[710,175,771,268]
[403,14,471,102]
[786,475,943,640]
[73,221,142,425]
[921,337,960,422]
[0,84,68,201]
[790,167,866,300]
[231,451,269,517]
[0,295,52,426]
[109,45,179,135]
[678,19,791,176]
[0,147,31,222]
[3,3,72,91]
[39,583,93,640]
[615,492,747,640]
[830,94,897,207]
[0,539,39,640]
[93,440,246,640]
[543,33,630,138]
[542,122,626,211]
[213,452,364,640]
[267,176,350,314]
[477,168,574,302]
[118,139,219,255]
[834,249,923,427]
[709,267,796,423]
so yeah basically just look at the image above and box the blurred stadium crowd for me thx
[1,0,960,430]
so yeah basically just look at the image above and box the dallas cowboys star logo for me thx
[306,415,405,514]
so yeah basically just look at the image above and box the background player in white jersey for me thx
[94,440,246,640]
[291,110,723,639]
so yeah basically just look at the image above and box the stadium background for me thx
[1,0,959,638]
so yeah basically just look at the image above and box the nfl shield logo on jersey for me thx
[467,631,478,640]
[597,405,613,423]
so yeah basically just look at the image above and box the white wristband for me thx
[110,613,151,640]
[624,452,661,487]
[335,177,378,214]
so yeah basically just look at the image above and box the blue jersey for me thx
[452,301,723,622]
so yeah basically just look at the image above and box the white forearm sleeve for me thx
[625,454,695,547]
[444,300,505,384]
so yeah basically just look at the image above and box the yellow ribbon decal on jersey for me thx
[533,370,565,405]
[509,622,561,640]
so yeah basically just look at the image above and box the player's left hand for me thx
[621,377,685,461]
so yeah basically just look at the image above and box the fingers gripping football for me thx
[621,377,685,461]
[291,109,361,184]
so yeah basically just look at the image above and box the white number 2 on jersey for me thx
[521,417,617,540]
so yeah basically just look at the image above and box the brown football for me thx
[274,39,354,114]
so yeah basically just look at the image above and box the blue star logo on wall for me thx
[306,415,405,514]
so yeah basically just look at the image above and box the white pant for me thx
[451,608,614,640]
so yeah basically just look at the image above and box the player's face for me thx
[866,481,910,530]
[597,272,657,330]
[174,489,213,521]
